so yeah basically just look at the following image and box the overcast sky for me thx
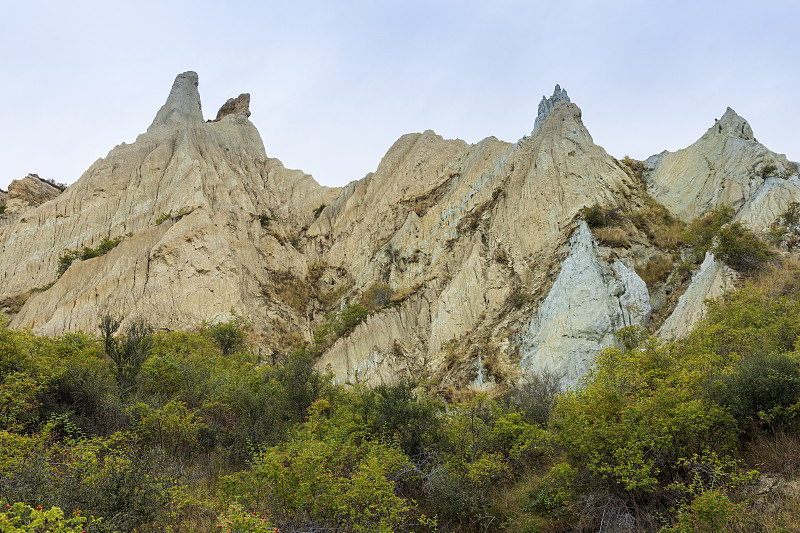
[1,0,798,191]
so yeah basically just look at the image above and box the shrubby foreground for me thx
[1,265,800,532]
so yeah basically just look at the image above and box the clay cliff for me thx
[1,74,797,391]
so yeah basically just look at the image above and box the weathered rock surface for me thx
[520,222,650,385]
[5,174,62,212]
[214,93,251,121]
[1,72,796,390]
[533,84,571,133]
[646,108,798,222]
[312,94,638,385]
[658,253,738,340]
[1,72,338,337]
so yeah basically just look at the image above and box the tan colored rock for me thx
[213,93,250,121]
[4,174,62,214]
[313,92,638,384]
[1,72,338,337]
[3,75,797,391]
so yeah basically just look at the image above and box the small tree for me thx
[202,310,250,356]
[100,315,153,394]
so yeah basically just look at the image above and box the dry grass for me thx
[637,255,674,287]
[745,431,800,476]
[620,155,645,181]
[271,271,312,313]
[632,199,686,250]
[749,257,800,297]
[593,226,631,248]
[740,432,800,532]
[0,292,29,314]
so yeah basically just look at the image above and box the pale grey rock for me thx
[520,222,651,386]
[735,176,800,230]
[533,84,571,133]
[717,107,754,140]
[4,174,62,215]
[658,252,737,340]
[646,107,796,221]
[147,71,204,132]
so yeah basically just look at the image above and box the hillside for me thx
[1,72,799,392]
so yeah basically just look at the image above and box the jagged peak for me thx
[533,84,571,133]
[212,93,251,121]
[147,71,204,132]
[713,106,754,141]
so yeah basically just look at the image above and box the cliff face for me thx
[0,76,796,390]
[1,72,338,340]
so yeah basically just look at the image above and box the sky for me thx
[1,0,798,191]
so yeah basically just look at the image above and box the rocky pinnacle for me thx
[533,84,571,133]
[147,71,204,132]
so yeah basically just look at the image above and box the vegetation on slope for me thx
[1,260,800,532]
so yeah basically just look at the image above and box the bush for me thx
[547,338,742,526]
[505,369,563,426]
[579,204,621,228]
[58,236,125,276]
[202,311,250,356]
[711,221,772,272]
[709,352,800,431]
[684,205,734,261]
[100,315,154,395]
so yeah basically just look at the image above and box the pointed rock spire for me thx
[533,84,571,133]
[715,107,754,141]
[147,71,204,132]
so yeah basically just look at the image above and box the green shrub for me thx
[313,302,370,348]
[155,211,172,225]
[684,204,734,261]
[201,311,250,356]
[99,315,154,395]
[313,204,326,218]
[0,502,94,532]
[257,213,271,227]
[0,205,6,215]
[782,201,800,226]
[711,221,772,272]
[709,352,800,431]
[579,204,620,228]
[58,236,125,276]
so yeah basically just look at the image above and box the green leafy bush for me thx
[579,204,621,228]
[58,236,125,276]
[201,311,250,356]
[684,204,734,261]
[711,221,772,272]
